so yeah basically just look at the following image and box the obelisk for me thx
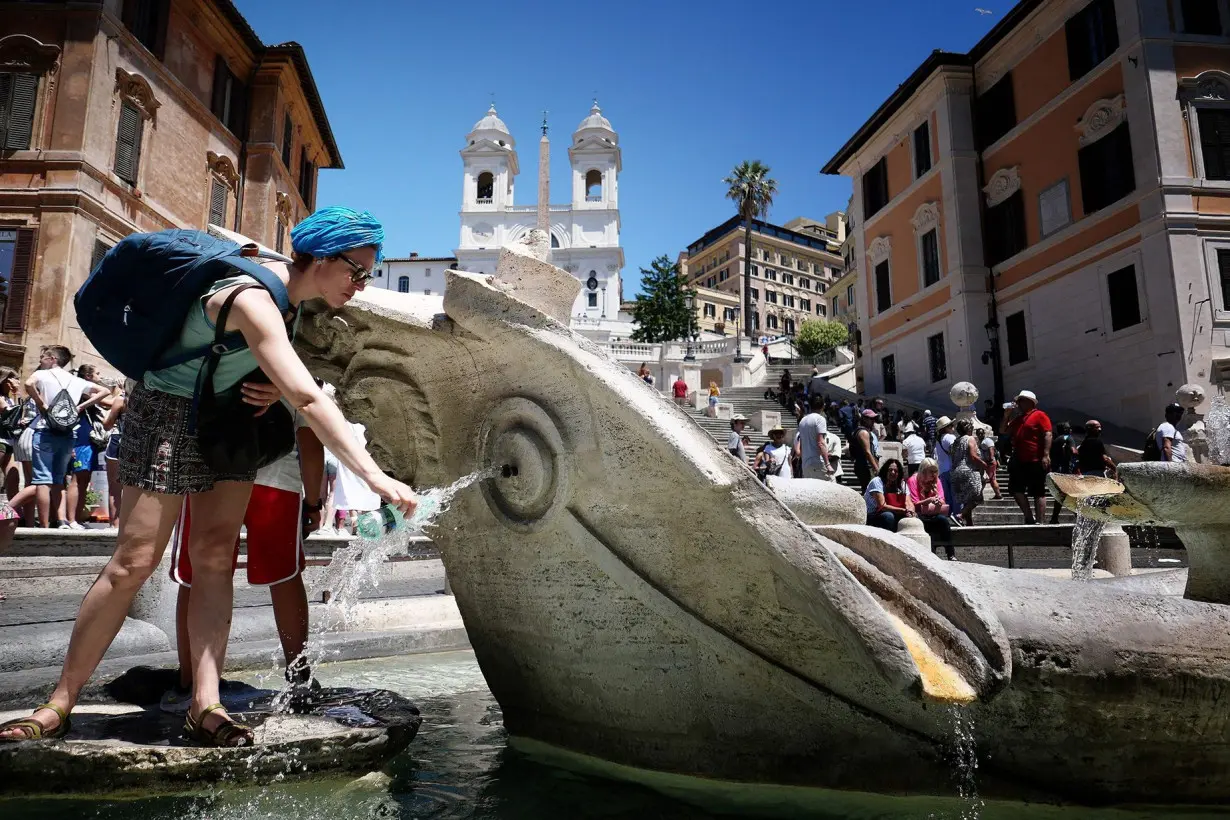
[536,112,549,234]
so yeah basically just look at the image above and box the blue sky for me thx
[238,0,1006,294]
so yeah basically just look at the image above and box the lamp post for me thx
[984,318,1004,408]
[684,291,696,362]
[732,306,743,363]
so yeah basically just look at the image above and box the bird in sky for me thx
[975,7,994,13]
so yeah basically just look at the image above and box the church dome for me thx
[575,102,615,136]
[467,105,515,147]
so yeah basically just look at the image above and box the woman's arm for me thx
[102,395,125,430]
[227,288,415,513]
[869,491,889,514]
[966,437,986,470]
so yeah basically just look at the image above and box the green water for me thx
[0,651,1224,820]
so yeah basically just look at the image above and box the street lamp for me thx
[732,306,743,363]
[984,318,1004,407]
[684,291,696,362]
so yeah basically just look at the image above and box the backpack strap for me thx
[187,284,258,434]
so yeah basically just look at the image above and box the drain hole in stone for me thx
[501,464,519,479]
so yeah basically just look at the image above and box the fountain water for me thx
[946,706,985,820]
[1204,394,1230,465]
[1070,500,1106,581]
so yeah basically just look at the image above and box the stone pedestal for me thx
[1097,524,1132,577]
[750,409,780,433]
[896,517,932,551]
[713,402,733,420]
[880,441,904,465]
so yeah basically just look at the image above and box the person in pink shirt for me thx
[905,457,955,560]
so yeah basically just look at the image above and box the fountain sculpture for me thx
[281,229,1230,807]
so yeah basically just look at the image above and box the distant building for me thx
[681,214,845,339]
[372,254,457,297]
[0,0,339,376]
[454,104,624,320]
[823,0,1230,430]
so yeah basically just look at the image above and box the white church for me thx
[455,103,625,320]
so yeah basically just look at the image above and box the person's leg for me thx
[246,486,310,676]
[175,585,192,689]
[922,514,955,559]
[66,470,89,526]
[1007,459,1034,524]
[0,487,183,738]
[866,510,897,531]
[183,481,252,734]
[105,458,121,526]
[270,576,310,677]
[989,462,1002,498]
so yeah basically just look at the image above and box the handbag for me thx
[0,402,26,440]
[190,284,296,474]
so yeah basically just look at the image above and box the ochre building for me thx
[0,0,339,377]
[823,0,1230,431]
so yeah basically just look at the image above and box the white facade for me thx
[371,256,457,297]
[455,104,625,319]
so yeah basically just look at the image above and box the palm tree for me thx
[723,161,777,356]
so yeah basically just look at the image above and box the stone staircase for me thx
[679,382,799,462]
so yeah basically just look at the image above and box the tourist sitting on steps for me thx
[906,458,955,560]
[865,459,912,532]
[0,207,418,748]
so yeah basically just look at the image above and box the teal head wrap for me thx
[290,206,385,265]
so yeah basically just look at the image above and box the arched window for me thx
[476,171,494,203]
[585,169,602,201]
[550,233,560,249]
[397,276,409,293]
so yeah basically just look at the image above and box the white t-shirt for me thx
[1156,422,1188,462]
[797,412,828,469]
[331,422,380,512]
[903,433,926,465]
[253,402,312,494]
[29,368,93,431]
[762,443,792,479]
[727,430,747,463]
[936,432,956,473]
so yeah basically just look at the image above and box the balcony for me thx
[476,197,493,205]
[585,195,602,202]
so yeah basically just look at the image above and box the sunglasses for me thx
[334,253,374,286]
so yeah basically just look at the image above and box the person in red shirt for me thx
[1000,389,1053,525]
[671,375,689,406]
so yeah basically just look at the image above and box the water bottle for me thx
[355,504,406,540]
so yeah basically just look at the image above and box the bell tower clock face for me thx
[586,276,599,291]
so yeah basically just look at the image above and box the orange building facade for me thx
[0,0,341,378]
[823,0,1230,432]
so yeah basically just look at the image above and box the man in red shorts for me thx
[161,408,325,712]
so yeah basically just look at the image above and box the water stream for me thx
[1204,394,1230,464]
[946,706,985,820]
[1070,501,1105,582]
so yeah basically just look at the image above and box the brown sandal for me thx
[0,702,70,742]
[184,703,254,748]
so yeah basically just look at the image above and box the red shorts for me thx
[170,485,304,588]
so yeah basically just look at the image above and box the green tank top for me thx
[144,274,301,399]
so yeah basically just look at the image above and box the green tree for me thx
[795,319,849,357]
[631,255,692,343]
[723,160,778,340]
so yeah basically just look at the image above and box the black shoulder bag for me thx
[191,284,296,474]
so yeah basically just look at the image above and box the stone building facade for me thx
[823,0,1230,431]
[681,214,845,339]
[0,0,340,378]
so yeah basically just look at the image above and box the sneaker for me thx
[159,685,192,715]
[67,521,86,531]
[56,522,71,530]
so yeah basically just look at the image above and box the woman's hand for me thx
[369,474,419,517]
[242,381,283,416]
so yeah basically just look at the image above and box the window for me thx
[817,303,827,316]
[275,218,285,255]
[766,290,778,304]
[874,261,891,313]
[882,355,897,394]
[1218,248,1230,311]
[476,171,494,203]
[913,120,932,178]
[1005,310,1029,365]
[918,229,942,288]
[817,282,826,294]
[767,314,778,330]
[1078,122,1134,214]
[585,169,603,201]
[985,191,1026,266]
[783,294,795,308]
[765,269,777,281]
[424,289,432,296]
[281,113,293,168]
[800,277,810,290]
[210,58,246,136]
[784,318,795,336]
[1198,108,1230,180]
[863,157,889,218]
[782,273,794,285]
[724,307,736,321]
[89,238,110,274]
[750,287,759,300]
[719,269,729,282]
[208,178,227,225]
[927,333,947,383]
[751,265,759,277]
[1107,264,1141,331]
[846,284,854,305]
[123,0,170,59]
[397,276,409,293]
[0,227,34,331]
[1180,0,1224,35]
[298,147,314,206]
[0,73,38,150]
[1067,0,1118,82]
[800,298,811,312]
[976,74,1016,148]
[704,303,716,318]
[588,292,599,308]
[114,101,144,185]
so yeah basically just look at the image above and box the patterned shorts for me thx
[118,383,257,495]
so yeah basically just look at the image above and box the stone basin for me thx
[0,667,422,796]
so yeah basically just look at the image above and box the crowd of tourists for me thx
[0,206,416,749]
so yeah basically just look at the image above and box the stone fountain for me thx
[278,230,1230,807]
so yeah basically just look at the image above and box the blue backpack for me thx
[74,229,290,380]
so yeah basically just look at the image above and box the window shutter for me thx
[1199,109,1230,181]
[114,102,143,185]
[275,217,285,254]
[89,239,109,274]
[3,228,36,333]
[1218,249,1230,312]
[2,73,38,150]
[281,113,293,167]
[208,177,227,225]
